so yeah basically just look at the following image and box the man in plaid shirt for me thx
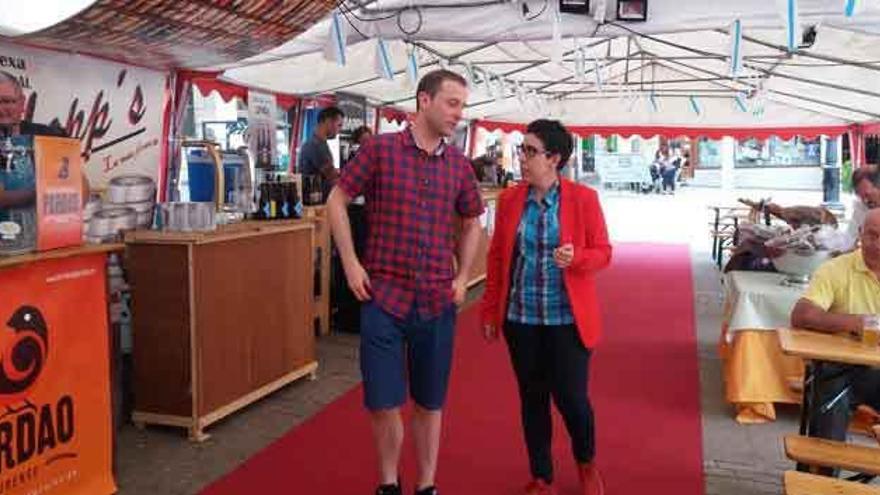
[327,70,485,495]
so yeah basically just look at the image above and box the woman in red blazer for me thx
[481,120,612,495]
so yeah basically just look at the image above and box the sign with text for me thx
[0,41,166,189]
[595,154,650,184]
[336,92,367,138]
[247,90,278,169]
[0,254,115,495]
[34,136,83,251]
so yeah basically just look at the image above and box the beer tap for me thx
[1,137,14,172]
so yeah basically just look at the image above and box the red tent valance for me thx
[176,70,301,109]
[474,120,849,141]
[858,122,880,136]
[276,93,302,111]
[178,70,248,103]
[380,106,412,125]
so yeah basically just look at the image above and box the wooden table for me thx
[778,329,880,368]
[0,242,124,269]
[778,328,880,472]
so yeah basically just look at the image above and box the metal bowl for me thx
[772,249,832,285]
[107,175,156,204]
[87,206,137,238]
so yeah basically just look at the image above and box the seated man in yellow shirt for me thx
[790,209,880,444]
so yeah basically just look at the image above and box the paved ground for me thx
[115,185,843,494]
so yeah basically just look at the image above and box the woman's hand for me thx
[554,243,574,269]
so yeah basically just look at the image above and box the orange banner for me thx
[0,254,115,495]
[34,136,83,253]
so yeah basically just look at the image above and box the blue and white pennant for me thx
[374,38,395,80]
[689,96,702,116]
[728,19,743,78]
[779,0,800,52]
[323,11,347,67]
[845,0,861,17]
[406,46,419,86]
[734,92,750,113]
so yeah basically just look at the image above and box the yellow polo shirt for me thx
[803,250,880,315]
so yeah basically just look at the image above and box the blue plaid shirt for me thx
[507,183,575,326]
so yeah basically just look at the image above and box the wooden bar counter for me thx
[464,187,502,288]
[125,220,317,441]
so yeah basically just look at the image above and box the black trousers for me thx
[811,364,880,441]
[503,321,595,483]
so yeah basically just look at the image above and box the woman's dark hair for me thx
[526,119,573,170]
[352,125,372,144]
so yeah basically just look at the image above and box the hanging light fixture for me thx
[560,0,591,14]
[0,0,98,36]
[616,0,648,22]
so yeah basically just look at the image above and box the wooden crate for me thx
[127,222,317,441]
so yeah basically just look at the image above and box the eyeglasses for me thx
[516,144,552,159]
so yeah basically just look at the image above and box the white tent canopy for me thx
[215,0,880,129]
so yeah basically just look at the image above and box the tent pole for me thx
[306,41,498,95]
[650,55,880,120]
[732,31,880,73]
[610,22,880,100]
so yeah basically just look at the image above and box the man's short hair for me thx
[853,164,880,190]
[416,69,467,110]
[526,119,574,170]
[0,71,22,98]
[317,106,344,123]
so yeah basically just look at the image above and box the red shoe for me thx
[577,463,605,495]
[524,479,557,495]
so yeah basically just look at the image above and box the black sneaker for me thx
[375,483,402,495]
[414,486,437,495]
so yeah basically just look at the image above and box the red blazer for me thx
[480,179,612,348]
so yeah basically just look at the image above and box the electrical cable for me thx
[396,5,424,36]
[337,0,403,22]
[335,1,371,39]
[523,0,549,21]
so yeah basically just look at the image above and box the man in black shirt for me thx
[0,71,70,218]
[0,71,64,138]
[300,106,344,203]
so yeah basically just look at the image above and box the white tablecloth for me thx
[724,271,806,341]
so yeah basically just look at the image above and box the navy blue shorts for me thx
[360,301,457,411]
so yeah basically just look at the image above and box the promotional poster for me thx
[0,254,115,495]
[0,41,166,190]
[247,90,278,169]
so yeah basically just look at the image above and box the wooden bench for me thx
[785,435,880,476]
[784,470,880,494]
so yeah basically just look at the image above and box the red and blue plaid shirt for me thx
[338,128,485,319]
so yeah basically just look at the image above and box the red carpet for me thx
[201,243,703,494]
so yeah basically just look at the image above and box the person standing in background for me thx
[349,125,373,162]
[846,166,880,250]
[300,106,344,202]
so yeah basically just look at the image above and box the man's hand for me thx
[554,243,574,269]
[483,323,500,342]
[343,258,372,301]
[451,276,468,306]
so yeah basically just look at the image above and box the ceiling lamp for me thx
[616,0,648,22]
[0,0,99,36]
[560,0,591,14]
